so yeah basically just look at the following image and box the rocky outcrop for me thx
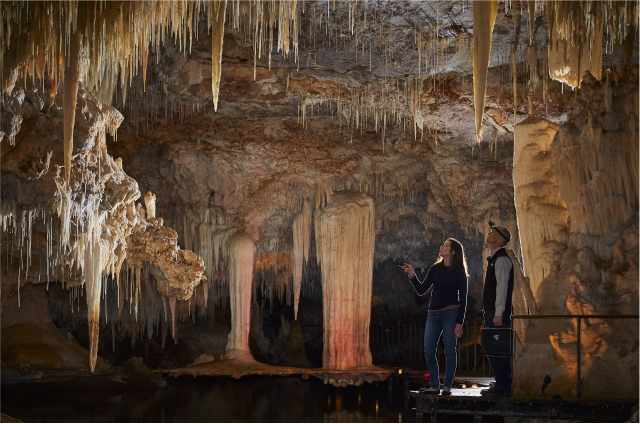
[1,81,206,374]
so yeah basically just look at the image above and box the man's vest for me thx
[483,247,515,313]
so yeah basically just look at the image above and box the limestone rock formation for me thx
[514,116,568,298]
[315,192,375,370]
[514,71,639,398]
[224,232,256,362]
[1,81,206,373]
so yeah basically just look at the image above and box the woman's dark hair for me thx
[435,238,469,276]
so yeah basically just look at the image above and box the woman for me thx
[400,238,469,395]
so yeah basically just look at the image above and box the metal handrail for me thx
[512,314,639,397]
[369,317,490,374]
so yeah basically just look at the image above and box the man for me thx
[480,222,514,398]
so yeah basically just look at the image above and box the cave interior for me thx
[0,0,639,417]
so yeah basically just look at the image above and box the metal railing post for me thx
[472,320,476,374]
[577,316,582,397]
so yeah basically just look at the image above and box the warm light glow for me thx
[472,384,478,388]
[461,384,466,389]
[398,369,402,374]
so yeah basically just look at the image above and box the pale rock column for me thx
[513,116,569,299]
[224,232,255,361]
[315,192,375,370]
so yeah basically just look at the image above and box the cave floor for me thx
[163,359,394,386]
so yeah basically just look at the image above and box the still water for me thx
[2,375,472,422]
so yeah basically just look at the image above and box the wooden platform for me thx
[410,389,637,422]
[163,359,394,387]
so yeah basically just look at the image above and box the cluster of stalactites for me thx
[0,1,303,102]
[545,0,638,87]
[183,208,234,308]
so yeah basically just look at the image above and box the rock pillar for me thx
[224,232,255,361]
[513,116,568,299]
[315,192,375,370]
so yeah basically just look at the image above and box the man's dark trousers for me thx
[483,308,513,393]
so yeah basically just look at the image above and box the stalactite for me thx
[84,230,105,373]
[169,295,177,342]
[62,26,82,184]
[292,200,312,320]
[472,0,499,142]
[211,1,227,112]
[224,232,255,361]
[315,192,375,370]
[547,1,604,88]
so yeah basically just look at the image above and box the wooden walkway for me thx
[410,389,637,422]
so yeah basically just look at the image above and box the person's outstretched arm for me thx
[400,263,435,296]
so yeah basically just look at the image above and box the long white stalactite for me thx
[472,0,498,143]
[211,1,227,112]
[292,200,312,320]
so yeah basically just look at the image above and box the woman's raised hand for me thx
[399,263,415,278]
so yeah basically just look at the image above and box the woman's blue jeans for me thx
[424,308,458,390]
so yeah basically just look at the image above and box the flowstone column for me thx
[315,192,375,370]
[513,116,568,299]
[224,232,255,361]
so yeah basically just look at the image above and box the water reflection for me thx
[2,375,418,422]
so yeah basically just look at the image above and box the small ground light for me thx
[398,369,402,374]
[461,384,467,389]
[472,384,478,388]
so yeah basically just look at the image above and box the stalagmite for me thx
[472,0,499,142]
[211,1,228,112]
[292,200,312,320]
[169,296,177,342]
[315,192,375,370]
[63,28,83,184]
[144,192,156,220]
[513,116,568,298]
[224,232,255,361]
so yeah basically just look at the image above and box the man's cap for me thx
[488,220,511,243]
